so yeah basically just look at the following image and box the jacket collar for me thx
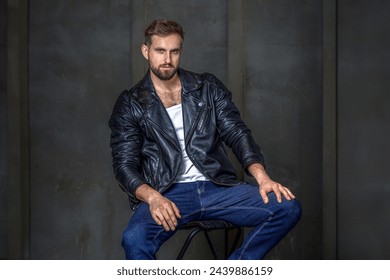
[138,68,202,95]
[178,68,203,93]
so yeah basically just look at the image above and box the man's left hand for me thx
[247,163,296,204]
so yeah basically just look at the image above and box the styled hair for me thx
[144,19,184,46]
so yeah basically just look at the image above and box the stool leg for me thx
[229,227,242,256]
[224,229,229,259]
[204,231,219,259]
[176,227,203,260]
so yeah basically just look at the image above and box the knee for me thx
[268,192,302,223]
[289,199,302,221]
[121,223,146,249]
[122,223,157,260]
[282,198,302,226]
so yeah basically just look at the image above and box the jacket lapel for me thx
[180,69,204,144]
[139,73,181,151]
[138,69,204,150]
[182,94,205,144]
[146,99,181,150]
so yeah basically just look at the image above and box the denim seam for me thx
[179,209,203,221]
[205,206,275,216]
[238,215,274,260]
[152,229,166,242]
[203,206,275,260]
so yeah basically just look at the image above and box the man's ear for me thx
[141,44,149,60]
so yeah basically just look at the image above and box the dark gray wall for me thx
[0,0,7,260]
[28,0,132,259]
[3,0,30,260]
[337,0,390,259]
[2,0,323,260]
[242,0,323,259]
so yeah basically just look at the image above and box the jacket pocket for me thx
[198,106,212,133]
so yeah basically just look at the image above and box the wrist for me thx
[248,163,270,183]
[135,184,161,204]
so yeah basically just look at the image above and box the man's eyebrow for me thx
[153,47,181,52]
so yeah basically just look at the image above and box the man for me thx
[109,19,301,260]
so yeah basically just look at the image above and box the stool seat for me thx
[180,220,237,230]
[176,220,242,260]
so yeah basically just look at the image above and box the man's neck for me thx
[150,71,182,108]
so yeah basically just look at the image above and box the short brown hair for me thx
[144,19,184,46]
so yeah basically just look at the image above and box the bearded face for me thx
[142,34,182,81]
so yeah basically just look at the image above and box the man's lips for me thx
[160,64,173,69]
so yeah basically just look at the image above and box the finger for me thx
[161,203,180,230]
[279,186,296,201]
[152,212,164,227]
[275,190,283,203]
[259,188,269,204]
[281,189,291,201]
[282,187,294,200]
[152,209,173,231]
[164,214,177,230]
[274,185,283,203]
[153,201,176,230]
[154,210,173,231]
[160,219,171,232]
[171,202,181,219]
[286,187,296,199]
[276,185,290,201]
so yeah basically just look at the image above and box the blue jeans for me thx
[122,181,301,259]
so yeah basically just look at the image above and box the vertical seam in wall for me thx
[323,0,338,260]
[241,0,246,121]
[25,0,31,260]
[130,0,147,85]
[19,0,30,259]
[227,0,245,180]
[335,0,339,260]
[6,0,30,259]
[142,0,148,74]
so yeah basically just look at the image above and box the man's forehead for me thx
[150,34,182,47]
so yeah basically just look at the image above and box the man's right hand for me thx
[135,184,181,231]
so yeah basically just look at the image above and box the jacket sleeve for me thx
[108,90,147,204]
[208,74,266,173]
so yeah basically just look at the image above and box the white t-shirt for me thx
[166,103,208,183]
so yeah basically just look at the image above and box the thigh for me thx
[123,202,175,249]
[201,182,296,227]
[123,183,202,247]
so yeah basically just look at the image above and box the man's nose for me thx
[164,52,171,63]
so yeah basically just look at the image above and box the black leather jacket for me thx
[109,68,265,210]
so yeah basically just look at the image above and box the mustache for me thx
[160,64,174,68]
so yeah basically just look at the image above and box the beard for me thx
[150,64,178,81]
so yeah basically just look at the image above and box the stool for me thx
[176,220,242,260]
